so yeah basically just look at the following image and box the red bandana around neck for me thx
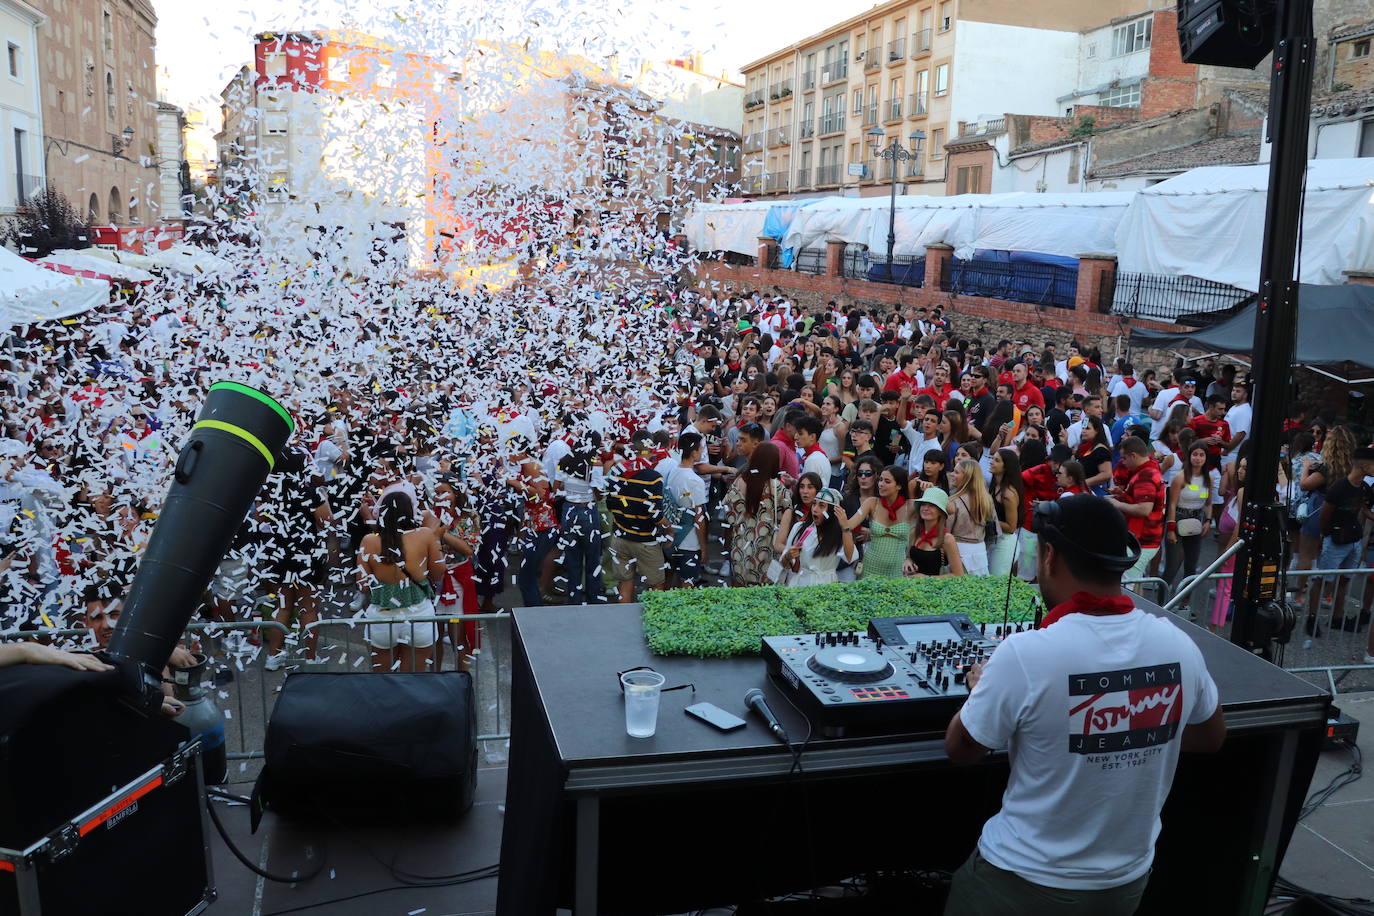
[880,495,907,517]
[1038,592,1135,629]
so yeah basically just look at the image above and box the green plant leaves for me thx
[641,577,1042,657]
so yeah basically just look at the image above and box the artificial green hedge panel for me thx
[640,576,1043,658]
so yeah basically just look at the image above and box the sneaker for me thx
[303,655,328,665]
[1364,654,1374,665]
[264,651,286,671]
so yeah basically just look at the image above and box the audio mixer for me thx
[761,614,1017,736]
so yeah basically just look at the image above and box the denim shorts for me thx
[1319,537,1361,572]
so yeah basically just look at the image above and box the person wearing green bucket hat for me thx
[904,487,965,578]
[776,487,856,587]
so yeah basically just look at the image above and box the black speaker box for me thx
[251,672,478,828]
[1177,0,1273,69]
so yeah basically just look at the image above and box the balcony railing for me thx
[819,112,845,135]
[905,161,924,178]
[795,167,810,188]
[887,37,906,61]
[863,105,879,126]
[854,47,867,62]
[767,127,790,147]
[864,53,880,72]
[815,163,842,186]
[820,61,848,83]
[908,92,928,117]
[800,119,815,139]
[886,98,903,121]
[764,171,790,192]
[740,174,763,194]
[742,132,764,152]
[744,91,765,109]
[801,70,816,91]
[911,29,932,56]
[878,160,895,181]
[768,79,793,101]
[15,173,44,207]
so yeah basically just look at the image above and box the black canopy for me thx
[1131,283,1374,370]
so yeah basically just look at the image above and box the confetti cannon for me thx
[108,382,294,707]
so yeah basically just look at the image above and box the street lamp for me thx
[112,126,135,157]
[867,127,925,276]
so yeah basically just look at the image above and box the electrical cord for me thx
[205,793,328,884]
[1299,740,1362,821]
[1271,874,1374,916]
[259,865,500,916]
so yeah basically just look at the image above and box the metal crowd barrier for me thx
[1123,577,1171,605]
[1,613,514,777]
[1167,565,1374,693]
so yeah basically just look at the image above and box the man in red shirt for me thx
[1106,436,1166,590]
[918,362,956,407]
[770,409,803,481]
[884,353,923,395]
[1016,444,1070,581]
[1187,395,1231,467]
[1010,363,1045,413]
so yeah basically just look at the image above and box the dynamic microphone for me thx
[744,688,791,745]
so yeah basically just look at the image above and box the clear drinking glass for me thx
[621,670,666,738]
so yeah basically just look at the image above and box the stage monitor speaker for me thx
[1176,0,1274,69]
[251,671,477,828]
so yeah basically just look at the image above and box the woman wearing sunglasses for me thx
[838,454,881,582]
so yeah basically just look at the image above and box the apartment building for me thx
[740,0,1204,199]
[0,0,44,215]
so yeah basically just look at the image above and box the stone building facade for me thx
[34,0,159,226]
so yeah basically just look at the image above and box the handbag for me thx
[766,480,788,584]
[1176,517,1204,538]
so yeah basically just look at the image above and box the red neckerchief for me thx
[803,442,825,458]
[879,495,907,517]
[913,523,941,549]
[1039,592,1135,628]
[1121,376,1137,388]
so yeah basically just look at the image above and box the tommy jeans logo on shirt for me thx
[1067,664,1184,755]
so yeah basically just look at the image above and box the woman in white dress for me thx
[779,488,857,586]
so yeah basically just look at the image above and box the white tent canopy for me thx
[770,191,1132,260]
[143,242,237,277]
[0,248,109,328]
[1115,158,1374,292]
[41,250,157,283]
[80,246,169,274]
[683,201,775,256]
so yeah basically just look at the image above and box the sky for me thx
[154,0,854,116]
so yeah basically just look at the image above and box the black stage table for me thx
[496,601,1329,916]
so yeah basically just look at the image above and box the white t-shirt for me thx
[1066,418,1113,450]
[1108,376,1148,415]
[959,609,1219,890]
[1149,388,1203,437]
[802,447,832,483]
[1153,439,1181,486]
[664,465,707,552]
[1222,403,1252,463]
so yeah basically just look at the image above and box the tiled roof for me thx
[1224,87,1269,115]
[1330,19,1374,41]
[1311,86,1374,119]
[1090,135,1262,179]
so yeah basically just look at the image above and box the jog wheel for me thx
[807,646,894,684]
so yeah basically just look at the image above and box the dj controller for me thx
[762,614,1030,736]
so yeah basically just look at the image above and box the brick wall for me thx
[1332,37,1374,89]
[693,262,1191,373]
[1141,9,1201,118]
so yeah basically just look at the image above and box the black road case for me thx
[0,742,215,916]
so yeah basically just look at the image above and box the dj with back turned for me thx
[943,494,1226,915]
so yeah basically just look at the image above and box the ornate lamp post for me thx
[866,126,925,275]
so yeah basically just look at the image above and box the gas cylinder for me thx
[168,652,228,784]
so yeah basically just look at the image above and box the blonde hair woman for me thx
[946,458,994,575]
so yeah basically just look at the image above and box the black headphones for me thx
[1032,499,1142,574]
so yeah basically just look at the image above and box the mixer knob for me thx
[954,670,965,684]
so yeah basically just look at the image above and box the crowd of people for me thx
[3,264,1372,672]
